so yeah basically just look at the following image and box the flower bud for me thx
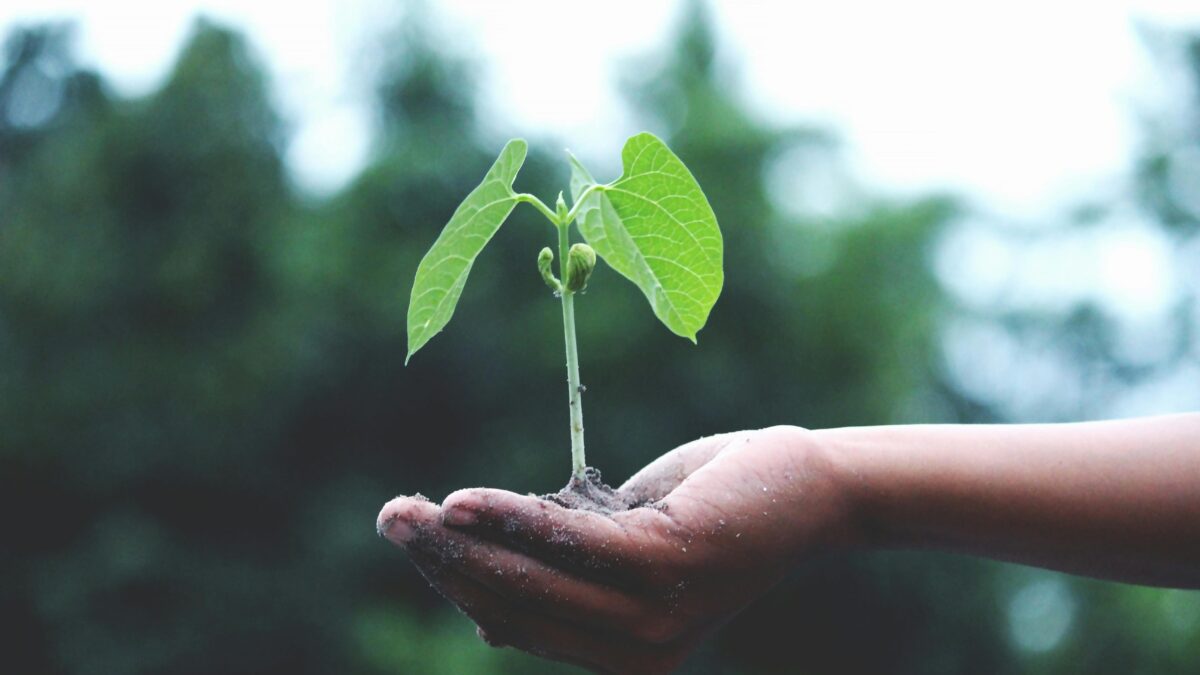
[555,191,569,223]
[537,247,561,292]
[565,243,596,292]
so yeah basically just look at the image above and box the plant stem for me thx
[557,222,586,480]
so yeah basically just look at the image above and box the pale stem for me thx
[557,222,586,479]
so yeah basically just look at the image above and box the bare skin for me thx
[377,413,1200,674]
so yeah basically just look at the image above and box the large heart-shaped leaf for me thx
[570,133,723,342]
[406,139,527,363]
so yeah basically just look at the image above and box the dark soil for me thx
[542,466,637,515]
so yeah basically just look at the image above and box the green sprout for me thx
[405,133,723,481]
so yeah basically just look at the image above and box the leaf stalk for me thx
[562,183,606,224]
[515,193,560,225]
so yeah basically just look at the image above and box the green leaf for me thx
[406,139,527,363]
[569,133,723,342]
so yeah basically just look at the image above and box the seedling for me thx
[406,133,722,503]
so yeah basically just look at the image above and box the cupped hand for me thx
[376,426,854,674]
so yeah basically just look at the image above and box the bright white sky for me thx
[3,0,1199,211]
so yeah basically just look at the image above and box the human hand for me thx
[376,426,854,674]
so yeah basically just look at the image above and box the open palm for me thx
[377,426,849,674]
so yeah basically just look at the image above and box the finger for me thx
[392,500,664,636]
[410,548,683,674]
[619,432,749,504]
[377,494,441,547]
[441,533,663,635]
[441,489,680,586]
[377,496,648,655]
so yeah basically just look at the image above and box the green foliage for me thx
[405,139,527,362]
[2,6,1197,675]
[353,607,568,674]
[570,133,724,342]
[406,131,722,361]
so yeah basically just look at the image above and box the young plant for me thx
[406,133,722,489]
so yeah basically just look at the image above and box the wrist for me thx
[767,425,873,554]
[810,426,898,551]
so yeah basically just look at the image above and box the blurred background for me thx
[2,0,1198,672]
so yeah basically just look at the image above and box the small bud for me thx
[537,247,561,292]
[555,191,568,222]
[565,243,596,292]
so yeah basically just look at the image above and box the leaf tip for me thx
[501,138,529,166]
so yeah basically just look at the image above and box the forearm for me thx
[815,414,1200,588]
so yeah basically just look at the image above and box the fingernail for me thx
[442,506,477,527]
[378,513,415,544]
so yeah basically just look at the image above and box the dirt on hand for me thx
[543,466,639,515]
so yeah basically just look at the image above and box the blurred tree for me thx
[2,3,1196,674]
[926,24,1200,675]
[1137,34,1200,236]
[1,19,322,675]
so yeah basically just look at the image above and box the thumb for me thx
[618,432,749,505]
